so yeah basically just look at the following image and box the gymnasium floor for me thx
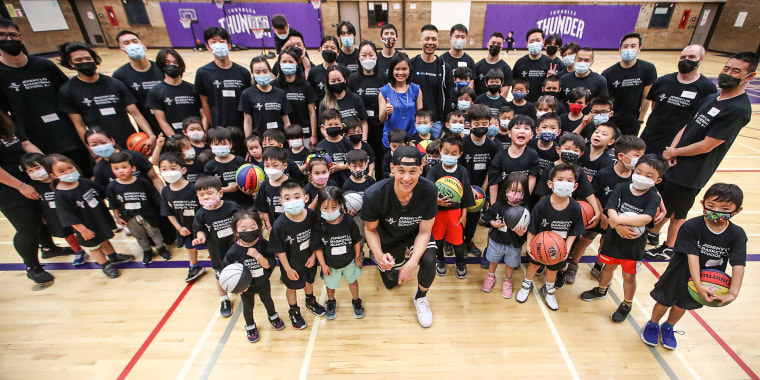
[0,47,758,380]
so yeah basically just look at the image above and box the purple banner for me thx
[160,2,322,48]
[483,4,640,49]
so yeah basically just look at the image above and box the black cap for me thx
[392,145,423,165]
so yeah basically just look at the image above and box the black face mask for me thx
[471,127,487,137]
[291,46,303,59]
[163,64,183,78]
[238,229,260,243]
[488,44,501,56]
[677,59,699,74]
[75,62,97,76]
[543,91,560,99]
[351,168,368,178]
[0,40,24,56]
[487,84,501,94]
[327,82,346,94]
[348,134,362,144]
[321,49,337,63]
[546,46,558,56]
[326,127,342,137]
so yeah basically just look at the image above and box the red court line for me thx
[642,261,759,380]
[116,282,195,380]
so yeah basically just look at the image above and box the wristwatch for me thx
[638,120,644,125]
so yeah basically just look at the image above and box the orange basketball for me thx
[578,200,594,227]
[530,231,567,266]
[126,132,151,156]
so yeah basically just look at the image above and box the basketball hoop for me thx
[213,0,224,9]
[310,0,321,10]
[180,18,192,29]
[252,28,264,39]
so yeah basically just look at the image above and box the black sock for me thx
[305,294,315,302]
[593,262,603,270]
[415,288,428,300]
[107,253,118,261]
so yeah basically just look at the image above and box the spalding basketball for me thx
[577,200,594,227]
[617,211,645,238]
[505,206,531,231]
[467,185,485,212]
[435,176,463,203]
[530,231,567,266]
[417,140,431,155]
[236,164,265,193]
[344,192,363,213]
[126,132,151,155]
[218,262,252,294]
[688,269,731,307]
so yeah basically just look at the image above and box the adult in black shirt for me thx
[308,36,341,102]
[240,57,292,137]
[410,24,453,135]
[112,31,163,135]
[440,24,476,86]
[513,28,556,103]
[348,41,387,163]
[559,47,608,100]
[377,24,402,77]
[274,48,319,146]
[146,48,203,136]
[271,14,300,54]
[337,21,360,73]
[640,45,717,154]
[318,65,368,135]
[473,32,514,97]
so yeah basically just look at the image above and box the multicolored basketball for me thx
[435,176,463,203]
[578,200,594,227]
[417,140,431,155]
[236,164,265,193]
[218,263,252,294]
[344,192,363,213]
[467,185,485,212]
[530,231,567,266]
[617,211,645,238]
[505,206,531,231]
[306,151,333,168]
[126,132,151,155]
[688,269,732,307]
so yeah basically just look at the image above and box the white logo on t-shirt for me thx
[8,82,20,92]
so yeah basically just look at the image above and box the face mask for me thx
[457,100,471,111]
[441,154,458,167]
[512,91,526,101]
[161,170,183,184]
[449,123,465,134]
[183,149,195,160]
[552,180,574,197]
[200,196,220,209]
[264,168,283,180]
[283,199,305,215]
[631,173,655,191]
[506,190,523,204]
[487,84,501,94]
[351,168,368,179]
[426,158,439,166]
[322,209,341,221]
[275,32,290,40]
[487,124,499,137]
[312,173,330,186]
[488,44,501,56]
[621,48,637,62]
[718,72,751,89]
[291,47,303,59]
[327,82,346,94]
[593,113,610,126]
[211,145,230,157]
[562,54,576,67]
[125,43,145,60]
[187,131,205,141]
[75,62,97,76]
[536,111,548,118]
[677,59,699,74]
[539,131,556,142]
[348,134,362,144]
[288,139,303,149]
[456,81,469,92]
[471,127,487,138]
[91,143,115,158]
[321,49,337,63]
[254,74,271,86]
[382,36,396,49]
[210,42,229,59]
[59,171,81,183]
[238,229,260,243]
[500,119,510,129]
[451,38,466,50]
[0,40,24,56]
[416,123,431,135]
[703,207,734,223]
[326,127,342,137]
[543,91,560,99]
[622,154,638,170]
[546,46,558,56]
[163,64,183,78]
[341,36,354,47]
[574,62,590,75]
[29,168,49,181]
[568,104,584,114]
[528,42,543,56]
[361,59,377,71]
[560,150,580,164]
[280,63,297,76]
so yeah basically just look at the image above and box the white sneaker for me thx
[413,295,433,328]
[516,281,533,303]
[540,284,559,311]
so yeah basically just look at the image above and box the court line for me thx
[715,169,760,172]
[642,261,760,380]
[116,282,195,380]
[739,142,760,154]
[175,309,220,380]
[199,302,243,380]
[299,284,328,380]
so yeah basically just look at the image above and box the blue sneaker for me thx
[641,320,660,347]
[72,252,88,267]
[660,322,680,350]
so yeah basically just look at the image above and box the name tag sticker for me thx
[183,209,195,217]
[681,90,697,99]
[99,107,116,116]
[275,205,284,213]
[222,90,236,97]
[48,201,56,209]
[124,202,142,210]
[172,122,184,130]
[474,163,486,171]
[217,227,233,238]
[302,127,310,134]
[457,62,467,67]
[266,121,278,129]
[366,110,375,117]
[87,198,100,208]
[41,113,60,123]
[251,267,264,277]
[707,107,720,117]
[332,246,347,255]
[299,240,309,250]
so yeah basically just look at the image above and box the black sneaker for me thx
[268,313,285,330]
[101,262,120,278]
[611,302,632,323]
[536,265,546,276]
[305,296,326,316]
[646,230,660,246]
[455,264,467,279]
[325,299,337,320]
[580,287,608,302]
[40,245,74,259]
[246,324,260,343]
[220,299,232,317]
[110,253,136,265]
[142,250,154,265]
[158,247,172,260]
[444,242,454,256]
[436,259,447,276]
[352,298,365,319]
[185,266,206,283]
[554,269,566,289]
[289,306,307,329]
[644,245,673,261]
[26,265,54,283]
[467,242,482,257]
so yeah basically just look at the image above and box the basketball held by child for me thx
[219,263,252,294]
[344,192,363,213]
[236,163,265,193]
[617,211,645,238]
[417,140,431,155]
[578,200,594,227]
[435,176,463,203]
[505,206,530,231]
[530,231,567,266]
[688,269,732,307]
[468,185,485,212]
[126,132,152,156]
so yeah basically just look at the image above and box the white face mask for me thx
[264,168,283,181]
[29,168,49,181]
[288,139,303,149]
[183,149,195,160]
[360,59,377,71]
[451,38,466,50]
[552,181,575,197]
[631,173,655,190]
[536,111,548,118]
[500,120,510,129]
[161,170,183,184]
[187,131,205,142]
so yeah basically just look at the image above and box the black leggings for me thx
[240,281,276,327]
[379,244,437,289]
[2,202,42,268]
[463,210,479,245]
[435,240,466,265]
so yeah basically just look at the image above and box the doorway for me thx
[71,0,106,46]
[690,3,720,47]
[338,1,361,41]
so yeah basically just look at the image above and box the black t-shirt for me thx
[493,133,511,150]
[578,144,615,182]
[534,163,595,199]
[337,49,360,73]
[308,64,329,101]
[268,208,323,269]
[665,93,752,190]
[290,147,309,168]
[54,178,115,246]
[600,183,660,260]
[640,73,718,154]
[592,165,631,208]
[0,56,82,153]
[193,200,241,262]
[361,177,438,249]
[317,92,367,125]
[528,196,585,239]
[512,54,553,103]
[559,71,608,99]
[106,176,162,226]
[238,85,292,134]
[194,61,251,127]
[410,57,451,121]
[461,136,498,187]
[677,217,747,270]
[320,214,362,268]
[0,137,30,211]
[30,180,67,237]
[560,112,584,135]
[342,176,375,194]
[145,80,201,131]
[507,100,535,118]
[475,93,509,116]
[304,180,337,206]
[254,180,283,224]
[377,50,402,77]
[487,147,541,186]
[482,201,527,247]
[92,149,153,189]
[348,70,387,124]
[527,138,559,175]
[426,163,475,210]
[440,51,476,79]
[160,181,200,229]
[317,137,354,185]
[473,59,514,96]
[58,74,138,147]
[601,60,657,131]
[184,160,204,184]
[273,79,318,138]
[223,239,275,290]
[113,61,163,134]
[204,156,251,206]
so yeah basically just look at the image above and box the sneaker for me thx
[26,265,54,283]
[515,281,533,303]
[555,269,566,289]
[482,274,496,292]
[268,313,285,330]
[325,299,337,320]
[305,296,326,316]
[40,245,74,259]
[536,265,546,276]
[644,245,674,261]
[580,287,607,302]
[646,230,660,246]
[185,266,206,283]
[142,250,154,265]
[101,262,120,278]
[220,299,232,318]
[444,242,454,256]
[158,247,172,260]
[436,260,447,276]
[245,324,259,343]
[289,306,307,329]
[590,264,604,280]
[660,322,681,350]
[124,227,132,237]
[502,279,513,299]
[565,262,578,284]
[413,295,433,328]
[352,298,365,319]
[455,264,467,279]
[539,284,558,310]
[611,302,632,323]
[467,242,482,257]
[110,253,135,265]
[72,252,87,266]
[641,320,660,347]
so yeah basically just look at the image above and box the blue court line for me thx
[199,302,242,380]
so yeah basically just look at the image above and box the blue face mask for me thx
[512,91,527,101]
[487,124,499,137]
[621,48,637,62]
[125,43,145,60]
[280,63,297,76]
[341,36,354,47]
[426,158,439,166]
[457,100,471,111]
[449,123,465,134]
[210,43,229,59]
[455,81,469,92]
[416,124,431,135]
[321,209,341,221]
[211,145,230,157]
[441,154,459,167]
[254,74,271,86]
[539,131,556,142]
[528,41,543,55]
[92,143,115,158]
[593,113,610,126]
[59,171,81,183]
[283,199,305,215]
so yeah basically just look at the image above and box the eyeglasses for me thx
[0,32,21,40]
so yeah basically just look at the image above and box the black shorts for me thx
[280,265,318,290]
[661,179,700,220]
[650,254,703,310]
[529,257,565,271]
[382,239,437,269]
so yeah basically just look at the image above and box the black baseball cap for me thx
[392,145,423,166]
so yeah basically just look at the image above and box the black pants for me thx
[462,210,479,245]
[435,240,466,266]
[379,242,437,289]
[367,120,386,180]
[38,223,56,249]
[240,281,276,327]
[2,201,42,267]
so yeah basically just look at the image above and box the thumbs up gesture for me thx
[385,97,394,115]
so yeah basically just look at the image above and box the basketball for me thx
[126,132,152,156]
[530,231,567,266]
[306,151,333,167]
[344,192,363,213]
[505,205,531,231]
[578,200,594,227]
[218,263,252,294]
[417,140,431,155]
[235,164,265,193]
[435,176,463,203]
[688,269,732,307]
[468,185,485,212]
[617,211,645,238]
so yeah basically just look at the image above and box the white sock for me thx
[488,272,495,277]
[523,279,533,285]
[546,282,555,290]
[220,295,230,301]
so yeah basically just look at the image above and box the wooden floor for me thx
[1,48,759,380]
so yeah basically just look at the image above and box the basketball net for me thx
[213,0,224,9]
[180,18,192,29]
[252,28,264,39]
[311,0,321,10]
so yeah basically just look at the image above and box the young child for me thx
[204,127,250,207]
[268,179,327,328]
[314,187,365,319]
[535,95,558,119]
[579,95,615,140]
[423,139,442,177]
[580,154,667,322]
[222,210,285,342]
[642,183,746,350]
[46,154,135,278]
[192,175,243,317]
[285,125,308,173]
[226,126,247,158]
[305,156,336,209]
[487,115,540,203]
[316,109,353,185]
[107,152,170,265]
[527,112,561,175]
[474,69,508,116]
[507,79,536,117]
[540,75,566,114]
[182,116,208,156]
[560,88,591,135]
[453,66,472,100]
[159,153,206,282]
[86,127,164,192]
[163,134,204,183]
[494,106,515,150]
[245,133,264,167]
[411,109,434,144]
[342,149,375,251]
[456,86,477,124]
[427,133,475,278]
[482,172,529,298]
[444,110,467,137]
[578,122,618,182]
[344,116,375,176]
[262,129,305,184]
[381,129,409,178]
[516,163,585,310]
[255,147,290,230]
